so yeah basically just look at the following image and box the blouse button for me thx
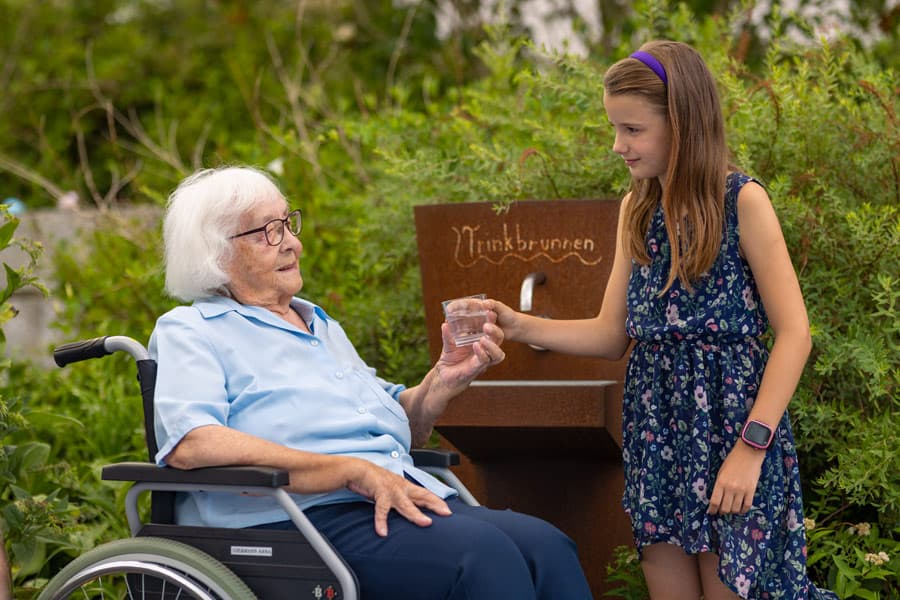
[357,407,367,414]
[390,451,400,459]
[335,371,343,379]
[310,340,319,347]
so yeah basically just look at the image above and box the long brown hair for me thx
[604,41,732,293]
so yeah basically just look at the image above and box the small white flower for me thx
[334,23,356,42]
[266,157,285,176]
[864,552,890,566]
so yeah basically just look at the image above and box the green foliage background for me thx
[0,0,897,597]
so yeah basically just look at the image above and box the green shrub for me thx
[604,545,649,599]
[807,516,900,600]
[0,207,74,593]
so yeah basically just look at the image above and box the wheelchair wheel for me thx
[38,537,257,599]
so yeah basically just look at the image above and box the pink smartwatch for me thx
[741,419,775,450]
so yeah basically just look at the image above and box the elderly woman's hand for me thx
[399,307,506,446]
[344,459,452,537]
[435,313,505,388]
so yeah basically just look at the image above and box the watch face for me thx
[743,421,773,447]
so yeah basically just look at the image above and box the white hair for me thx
[163,166,285,301]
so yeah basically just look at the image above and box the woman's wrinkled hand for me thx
[344,460,451,536]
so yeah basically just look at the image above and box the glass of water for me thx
[441,293,488,346]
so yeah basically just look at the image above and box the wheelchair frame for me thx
[42,335,476,600]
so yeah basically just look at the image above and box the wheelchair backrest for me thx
[54,335,173,522]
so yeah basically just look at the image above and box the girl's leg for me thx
[698,552,741,600]
[641,543,703,600]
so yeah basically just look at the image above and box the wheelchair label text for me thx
[230,545,273,557]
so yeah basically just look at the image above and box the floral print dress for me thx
[622,172,836,599]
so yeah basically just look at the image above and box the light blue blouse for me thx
[149,295,456,528]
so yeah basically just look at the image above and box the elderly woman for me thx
[150,166,593,600]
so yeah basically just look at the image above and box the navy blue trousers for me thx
[253,497,593,599]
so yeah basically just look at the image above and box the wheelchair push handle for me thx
[53,337,111,367]
[54,335,150,367]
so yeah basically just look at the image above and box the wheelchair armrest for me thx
[102,461,290,488]
[103,452,458,486]
[410,448,460,468]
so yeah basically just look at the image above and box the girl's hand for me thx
[484,298,520,341]
[707,442,766,515]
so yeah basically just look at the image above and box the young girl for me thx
[489,41,836,599]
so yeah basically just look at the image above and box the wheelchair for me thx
[40,335,479,600]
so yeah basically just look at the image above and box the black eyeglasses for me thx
[229,209,302,246]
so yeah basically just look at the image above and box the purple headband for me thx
[630,50,668,86]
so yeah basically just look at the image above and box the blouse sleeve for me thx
[148,307,229,466]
